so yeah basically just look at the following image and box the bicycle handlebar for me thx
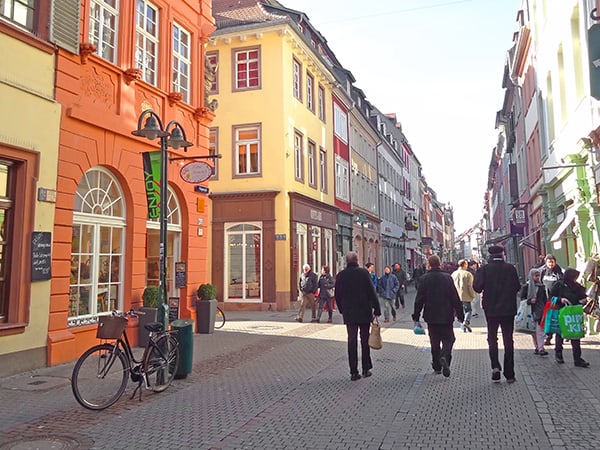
[110,309,146,318]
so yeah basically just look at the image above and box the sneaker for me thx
[362,370,372,378]
[433,369,442,375]
[472,313,479,318]
[492,369,501,383]
[555,353,564,364]
[295,317,303,323]
[350,373,361,381]
[538,350,548,356]
[534,349,539,355]
[440,357,450,378]
[506,377,516,384]
[574,359,590,368]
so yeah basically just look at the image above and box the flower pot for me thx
[195,299,217,334]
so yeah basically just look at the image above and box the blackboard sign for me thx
[175,262,186,288]
[168,297,179,322]
[31,231,52,281]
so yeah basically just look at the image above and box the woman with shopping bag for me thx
[548,268,590,367]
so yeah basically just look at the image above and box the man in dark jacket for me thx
[296,264,318,323]
[393,263,408,308]
[473,245,521,383]
[412,254,464,377]
[335,251,381,381]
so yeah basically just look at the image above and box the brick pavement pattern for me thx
[2,288,600,449]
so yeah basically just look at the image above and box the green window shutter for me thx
[50,0,81,55]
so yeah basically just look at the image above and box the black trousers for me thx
[427,323,456,371]
[346,323,372,375]
[555,334,582,361]
[486,315,515,379]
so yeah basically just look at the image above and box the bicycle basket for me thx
[97,315,128,339]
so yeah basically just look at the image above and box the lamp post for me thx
[132,109,193,329]
[356,213,368,265]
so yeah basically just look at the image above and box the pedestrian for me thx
[473,245,521,383]
[316,265,335,323]
[412,254,464,377]
[335,251,381,381]
[413,264,424,290]
[521,268,548,356]
[365,262,377,290]
[468,260,481,318]
[378,265,400,323]
[548,268,590,367]
[392,262,408,308]
[451,259,477,332]
[539,254,563,346]
[296,263,318,323]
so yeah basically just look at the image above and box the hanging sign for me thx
[180,161,212,184]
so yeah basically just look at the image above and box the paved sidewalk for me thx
[2,289,600,449]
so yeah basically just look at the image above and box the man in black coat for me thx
[412,254,464,377]
[335,251,381,381]
[473,245,521,383]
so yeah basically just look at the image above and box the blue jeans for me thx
[462,302,472,324]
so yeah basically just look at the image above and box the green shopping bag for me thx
[558,304,585,339]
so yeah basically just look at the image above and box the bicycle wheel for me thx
[215,307,225,329]
[143,334,179,392]
[71,344,128,410]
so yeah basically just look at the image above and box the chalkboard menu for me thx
[31,231,52,281]
[175,262,186,288]
[168,297,179,322]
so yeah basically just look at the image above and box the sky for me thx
[281,0,521,233]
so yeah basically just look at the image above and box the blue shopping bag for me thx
[543,297,561,334]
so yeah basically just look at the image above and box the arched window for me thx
[225,223,262,301]
[145,186,182,296]
[69,168,125,326]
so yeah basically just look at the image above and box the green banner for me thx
[142,151,162,219]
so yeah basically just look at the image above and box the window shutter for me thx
[50,0,81,54]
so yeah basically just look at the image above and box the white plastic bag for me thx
[515,299,536,333]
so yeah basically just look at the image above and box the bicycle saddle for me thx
[144,322,164,332]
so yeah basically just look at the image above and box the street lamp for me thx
[132,109,193,328]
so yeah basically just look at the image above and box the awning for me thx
[550,208,577,242]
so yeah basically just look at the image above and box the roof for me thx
[212,0,289,28]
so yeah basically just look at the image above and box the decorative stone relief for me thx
[79,42,97,64]
[124,68,142,85]
[80,67,113,108]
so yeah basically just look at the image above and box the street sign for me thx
[194,185,210,194]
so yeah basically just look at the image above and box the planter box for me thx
[195,299,217,334]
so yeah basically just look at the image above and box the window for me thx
[209,127,218,179]
[234,47,260,90]
[319,147,327,193]
[89,0,119,63]
[0,164,13,323]
[307,140,316,188]
[306,72,314,112]
[292,57,302,101]
[69,168,125,327]
[172,22,191,102]
[225,223,262,302]
[335,155,349,202]
[146,187,181,296]
[294,131,304,182]
[334,103,348,142]
[135,0,159,86]
[234,124,261,176]
[1,0,35,30]
[318,84,326,121]
[206,51,219,93]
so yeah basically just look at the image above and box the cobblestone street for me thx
[2,290,600,449]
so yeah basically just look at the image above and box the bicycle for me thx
[215,306,225,329]
[71,309,180,410]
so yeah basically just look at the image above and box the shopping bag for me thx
[543,298,561,334]
[515,300,536,333]
[540,300,552,328]
[558,304,585,339]
[368,317,382,350]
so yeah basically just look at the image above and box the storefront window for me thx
[69,168,125,326]
[0,163,12,323]
[146,186,181,295]
[225,223,262,301]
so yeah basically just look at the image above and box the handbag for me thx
[543,297,562,334]
[368,317,382,350]
[515,299,536,333]
[558,303,585,339]
[583,297,598,316]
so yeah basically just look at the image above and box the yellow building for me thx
[0,13,61,374]
[209,1,340,310]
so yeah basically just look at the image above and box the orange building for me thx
[47,0,216,365]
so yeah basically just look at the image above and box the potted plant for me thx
[139,285,161,347]
[196,283,217,334]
